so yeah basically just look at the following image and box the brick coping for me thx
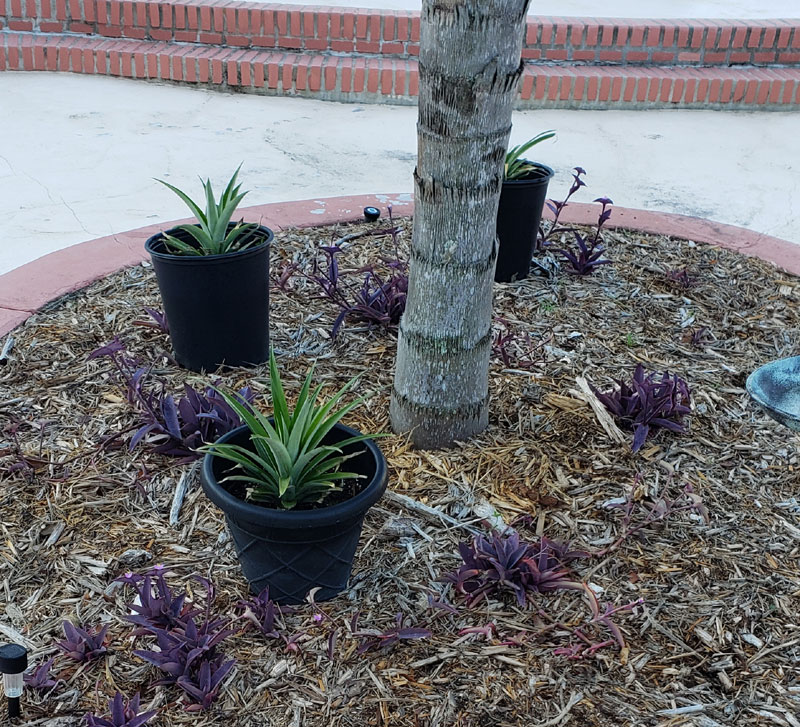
[0,192,797,337]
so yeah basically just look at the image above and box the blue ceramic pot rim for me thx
[746,356,800,420]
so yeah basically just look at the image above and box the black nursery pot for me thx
[495,162,554,283]
[144,224,273,372]
[200,423,388,604]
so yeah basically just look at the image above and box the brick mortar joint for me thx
[4,28,800,71]
[11,0,800,24]
[0,46,797,109]
[3,29,799,68]
[2,15,425,49]
[0,27,390,56]
[4,5,799,42]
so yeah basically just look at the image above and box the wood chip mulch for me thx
[2,216,800,727]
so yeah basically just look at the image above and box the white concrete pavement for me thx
[1,72,799,275]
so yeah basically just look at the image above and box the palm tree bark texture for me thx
[390,0,531,448]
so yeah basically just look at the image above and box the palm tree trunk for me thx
[390,0,530,448]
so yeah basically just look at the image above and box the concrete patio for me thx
[2,71,799,276]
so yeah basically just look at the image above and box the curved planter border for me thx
[0,191,797,337]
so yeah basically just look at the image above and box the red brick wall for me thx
[1,1,799,108]
[2,1,798,67]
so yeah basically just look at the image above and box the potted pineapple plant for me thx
[199,352,388,604]
[495,130,555,282]
[144,166,273,372]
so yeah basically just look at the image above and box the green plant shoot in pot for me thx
[504,129,556,180]
[145,165,274,372]
[200,352,383,510]
[495,129,556,282]
[198,352,388,601]
[156,164,262,256]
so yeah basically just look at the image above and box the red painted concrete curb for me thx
[0,192,796,337]
[0,193,413,316]
[0,308,28,333]
[551,204,800,275]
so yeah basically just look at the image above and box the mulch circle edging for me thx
[0,193,798,338]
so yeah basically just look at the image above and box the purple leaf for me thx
[58,622,108,663]
[540,170,613,268]
[144,308,169,333]
[128,424,154,451]
[178,395,199,430]
[236,586,292,639]
[593,365,691,452]
[631,424,650,453]
[132,308,170,334]
[665,267,696,289]
[427,595,459,615]
[85,692,156,727]
[306,234,408,337]
[443,532,586,608]
[354,613,432,654]
[161,395,182,440]
[122,570,234,710]
[327,629,338,661]
[89,340,255,459]
[24,658,59,692]
[396,627,433,640]
[88,337,126,360]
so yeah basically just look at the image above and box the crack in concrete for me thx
[18,170,94,238]
[0,154,17,177]
[19,170,59,206]
[58,195,94,237]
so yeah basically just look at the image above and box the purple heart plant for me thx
[89,339,254,459]
[592,364,692,452]
[85,692,156,727]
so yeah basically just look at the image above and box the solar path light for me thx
[0,642,27,719]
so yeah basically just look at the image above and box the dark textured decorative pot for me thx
[145,224,273,372]
[495,163,554,283]
[201,423,388,604]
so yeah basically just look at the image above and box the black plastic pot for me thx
[495,163,554,283]
[144,224,273,372]
[200,423,388,604]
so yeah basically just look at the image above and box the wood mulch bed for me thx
[1,216,800,727]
